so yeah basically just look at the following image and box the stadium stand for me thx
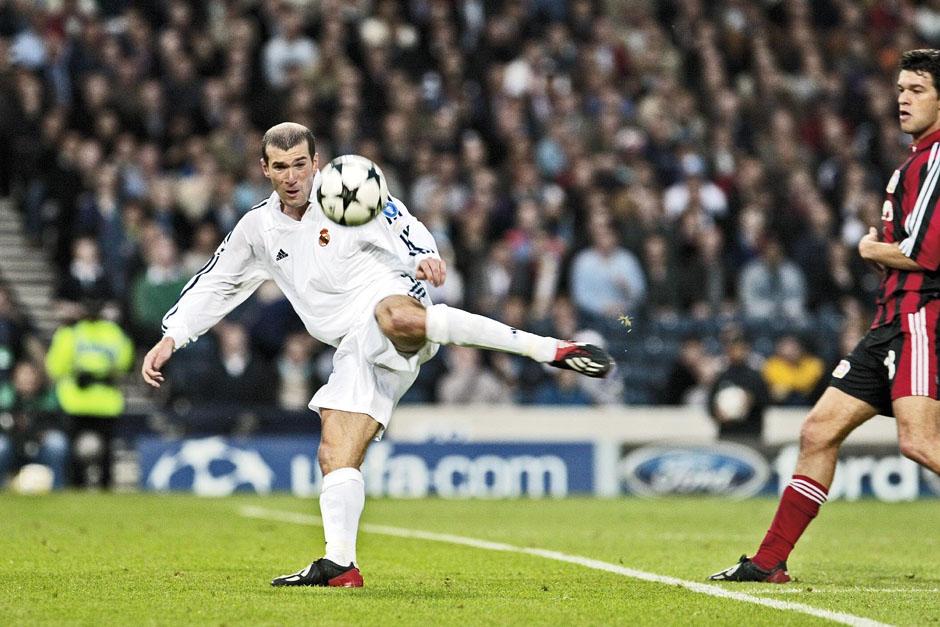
[0,0,927,446]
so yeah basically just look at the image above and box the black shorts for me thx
[830,304,940,416]
[830,324,895,416]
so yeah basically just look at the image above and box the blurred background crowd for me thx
[1,0,938,484]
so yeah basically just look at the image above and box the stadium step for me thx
[0,233,29,249]
[0,256,52,269]
[0,198,58,342]
[16,291,54,308]
[1,269,56,283]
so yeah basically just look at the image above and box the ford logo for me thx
[620,442,769,499]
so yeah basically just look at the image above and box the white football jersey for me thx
[161,174,440,349]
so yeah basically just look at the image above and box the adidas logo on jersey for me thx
[275,249,289,261]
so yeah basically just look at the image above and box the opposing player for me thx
[141,122,613,588]
[710,49,940,583]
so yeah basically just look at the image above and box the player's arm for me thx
[370,196,446,286]
[141,336,174,387]
[887,180,940,271]
[142,218,269,387]
[859,227,925,271]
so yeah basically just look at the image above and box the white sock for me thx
[319,467,365,567]
[425,304,559,362]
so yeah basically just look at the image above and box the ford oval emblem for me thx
[620,442,770,499]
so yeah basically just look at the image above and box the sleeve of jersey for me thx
[899,157,940,270]
[161,220,269,349]
[368,196,439,272]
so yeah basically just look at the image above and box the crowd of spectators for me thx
[1,0,938,437]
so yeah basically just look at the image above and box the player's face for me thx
[897,69,940,141]
[261,141,318,212]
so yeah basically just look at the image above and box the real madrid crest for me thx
[319,228,330,246]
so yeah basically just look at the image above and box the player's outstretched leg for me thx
[271,558,363,587]
[421,303,614,378]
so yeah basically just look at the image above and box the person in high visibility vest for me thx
[45,301,133,488]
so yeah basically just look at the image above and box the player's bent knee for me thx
[799,413,842,453]
[375,300,426,346]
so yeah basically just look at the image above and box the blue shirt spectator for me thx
[738,237,808,322]
[570,221,647,319]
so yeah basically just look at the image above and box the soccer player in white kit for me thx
[141,122,613,587]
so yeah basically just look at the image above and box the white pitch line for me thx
[240,505,891,627]
[756,588,940,595]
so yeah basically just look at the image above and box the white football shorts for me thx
[309,273,438,438]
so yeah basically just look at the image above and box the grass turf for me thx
[1,493,938,625]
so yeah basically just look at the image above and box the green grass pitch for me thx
[2,493,938,625]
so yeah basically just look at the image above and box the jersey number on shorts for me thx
[884,349,896,380]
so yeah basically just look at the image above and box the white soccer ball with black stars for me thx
[317,154,389,226]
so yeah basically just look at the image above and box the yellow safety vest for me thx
[45,319,134,417]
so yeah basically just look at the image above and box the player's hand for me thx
[141,336,175,388]
[416,257,447,287]
[858,226,880,260]
[858,226,886,273]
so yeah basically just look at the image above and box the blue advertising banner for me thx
[617,442,940,501]
[360,441,594,498]
[619,441,770,500]
[137,436,595,498]
[138,436,317,496]
[765,443,940,501]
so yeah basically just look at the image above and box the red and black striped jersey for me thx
[872,127,940,328]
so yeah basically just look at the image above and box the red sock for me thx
[751,475,828,570]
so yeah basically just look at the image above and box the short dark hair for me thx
[901,49,940,92]
[261,123,316,163]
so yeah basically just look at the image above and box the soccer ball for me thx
[10,463,54,495]
[714,385,751,422]
[317,154,389,226]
